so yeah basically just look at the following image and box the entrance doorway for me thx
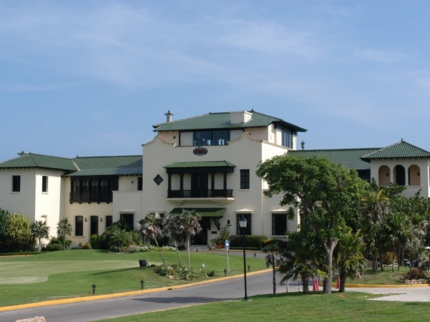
[191,173,208,197]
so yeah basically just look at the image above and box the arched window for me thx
[378,165,390,186]
[409,165,421,186]
[394,165,406,186]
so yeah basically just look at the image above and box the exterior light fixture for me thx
[140,279,145,289]
[92,283,96,294]
[238,215,248,300]
[100,218,103,222]
[85,217,87,222]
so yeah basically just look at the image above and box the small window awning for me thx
[235,208,253,214]
[271,208,288,214]
[164,161,235,169]
[169,207,226,217]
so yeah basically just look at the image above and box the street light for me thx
[238,215,248,300]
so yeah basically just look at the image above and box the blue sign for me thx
[225,240,229,249]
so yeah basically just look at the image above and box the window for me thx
[106,215,113,228]
[12,175,20,192]
[276,124,293,148]
[240,170,250,189]
[120,213,134,231]
[90,216,98,235]
[69,176,118,203]
[236,214,252,235]
[75,216,83,236]
[42,176,48,193]
[185,130,230,146]
[272,214,287,236]
[138,177,143,191]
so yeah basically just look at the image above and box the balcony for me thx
[168,189,233,198]
[69,191,112,204]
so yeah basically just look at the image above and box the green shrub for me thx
[90,234,102,249]
[230,235,267,248]
[155,236,170,246]
[44,243,63,251]
[82,243,91,249]
[402,268,428,280]
[261,238,288,249]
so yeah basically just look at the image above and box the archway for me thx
[378,165,390,186]
[409,165,421,186]
[394,165,406,186]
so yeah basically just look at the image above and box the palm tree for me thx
[56,218,72,250]
[334,230,367,292]
[175,210,202,270]
[139,213,166,266]
[31,220,49,251]
[277,232,327,294]
[262,243,280,295]
[163,215,186,267]
[110,229,133,252]
[360,182,389,271]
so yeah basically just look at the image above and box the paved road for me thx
[1,271,292,322]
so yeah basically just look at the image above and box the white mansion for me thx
[1,110,430,247]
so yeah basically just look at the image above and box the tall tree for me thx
[163,215,186,267]
[56,218,72,250]
[139,213,167,266]
[174,210,202,270]
[31,220,49,251]
[257,155,366,294]
[334,230,366,292]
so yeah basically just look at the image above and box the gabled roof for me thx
[153,110,307,133]
[361,140,430,162]
[67,155,142,177]
[164,160,235,169]
[289,148,381,170]
[0,152,77,171]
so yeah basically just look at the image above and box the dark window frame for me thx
[272,213,288,236]
[106,215,113,229]
[240,169,250,189]
[190,129,230,146]
[12,175,21,192]
[137,177,143,191]
[75,216,84,236]
[236,214,252,235]
[42,176,48,193]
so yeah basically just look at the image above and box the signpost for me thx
[225,240,230,272]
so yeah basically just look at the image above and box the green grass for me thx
[95,292,430,322]
[349,267,410,285]
[0,250,266,307]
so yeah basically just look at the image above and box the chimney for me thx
[230,111,252,124]
[165,110,173,123]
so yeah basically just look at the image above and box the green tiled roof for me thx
[164,161,235,169]
[289,148,381,170]
[169,207,226,217]
[67,155,142,176]
[153,111,307,132]
[0,152,77,171]
[361,140,430,161]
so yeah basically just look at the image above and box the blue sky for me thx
[1,0,430,161]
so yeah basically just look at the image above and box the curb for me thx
[0,269,272,312]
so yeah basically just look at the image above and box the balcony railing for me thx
[168,189,233,198]
[70,191,112,204]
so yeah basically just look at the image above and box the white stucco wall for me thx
[370,159,430,198]
[142,132,298,244]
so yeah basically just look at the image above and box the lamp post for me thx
[238,215,248,300]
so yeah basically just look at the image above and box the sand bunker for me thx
[0,276,48,284]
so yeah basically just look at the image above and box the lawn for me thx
[95,291,430,322]
[0,249,266,307]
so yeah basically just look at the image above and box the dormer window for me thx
[181,130,230,146]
